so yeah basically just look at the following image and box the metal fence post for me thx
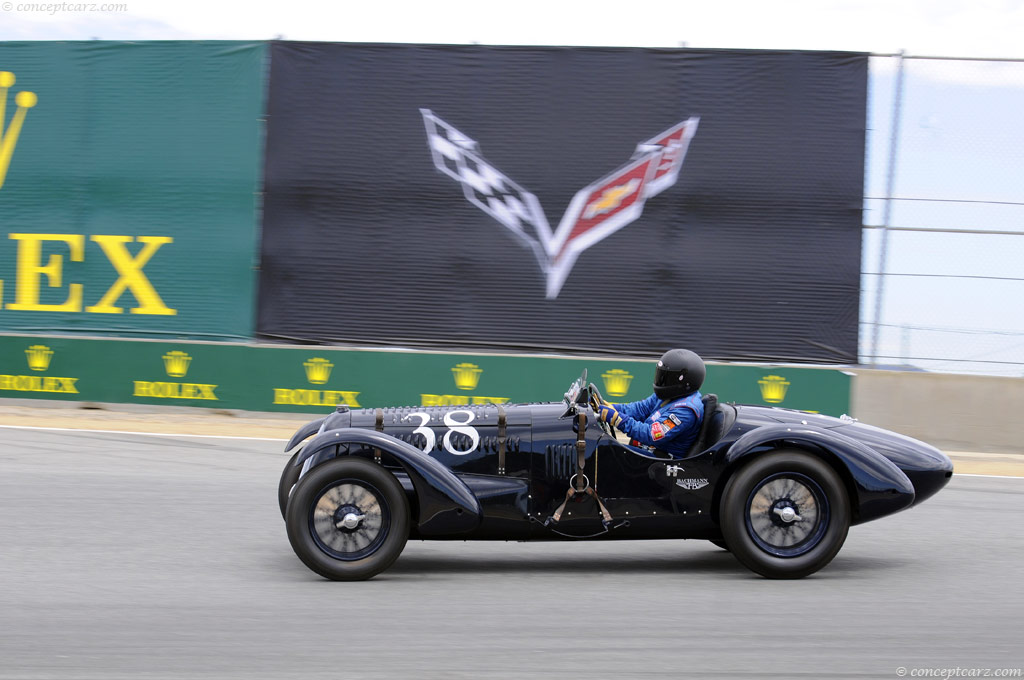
[869,50,907,366]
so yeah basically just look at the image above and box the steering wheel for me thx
[588,382,617,439]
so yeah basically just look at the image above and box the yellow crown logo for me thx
[451,363,482,391]
[25,344,53,372]
[601,368,634,397]
[162,351,192,378]
[758,375,791,404]
[0,71,37,192]
[304,357,333,385]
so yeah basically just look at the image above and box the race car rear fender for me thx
[722,424,916,525]
[293,428,482,536]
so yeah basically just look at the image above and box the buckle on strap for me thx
[373,408,383,464]
[497,405,507,475]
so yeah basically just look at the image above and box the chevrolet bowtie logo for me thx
[584,180,640,220]
[0,70,37,192]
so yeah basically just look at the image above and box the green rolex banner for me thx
[0,42,266,339]
[0,334,851,416]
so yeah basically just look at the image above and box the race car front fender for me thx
[293,428,482,536]
[284,417,327,452]
[724,424,916,524]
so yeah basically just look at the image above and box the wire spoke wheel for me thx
[746,473,827,557]
[286,457,410,581]
[311,481,389,561]
[721,451,850,579]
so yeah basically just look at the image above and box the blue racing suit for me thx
[612,391,704,458]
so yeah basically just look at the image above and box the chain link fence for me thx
[862,54,1024,376]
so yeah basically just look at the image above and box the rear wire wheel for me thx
[721,451,849,579]
[286,457,409,581]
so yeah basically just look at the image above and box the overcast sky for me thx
[1,0,1023,59]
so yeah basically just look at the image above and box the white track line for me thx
[954,472,1024,480]
[0,423,288,442]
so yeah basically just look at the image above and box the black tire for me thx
[720,451,850,579]
[709,539,730,551]
[286,457,409,581]
[278,450,302,520]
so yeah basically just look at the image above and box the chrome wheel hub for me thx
[746,473,828,557]
[338,512,366,530]
[773,505,801,523]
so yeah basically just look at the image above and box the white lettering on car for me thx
[403,410,481,455]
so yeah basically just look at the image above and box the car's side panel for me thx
[348,405,533,479]
[422,474,533,540]
[594,440,721,537]
[524,405,604,537]
[523,405,721,539]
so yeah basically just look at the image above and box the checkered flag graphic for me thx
[420,109,555,264]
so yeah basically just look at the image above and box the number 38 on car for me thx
[278,371,953,580]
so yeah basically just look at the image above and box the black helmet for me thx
[653,349,705,400]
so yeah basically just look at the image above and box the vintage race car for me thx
[278,370,953,580]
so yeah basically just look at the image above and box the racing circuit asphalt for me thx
[1,426,1022,680]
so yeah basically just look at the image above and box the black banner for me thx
[259,43,866,363]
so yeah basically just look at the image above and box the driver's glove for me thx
[597,403,622,428]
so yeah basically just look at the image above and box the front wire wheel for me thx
[286,457,409,581]
[310,480,389,560]
[278,449,302,520]
[721,451,850,579]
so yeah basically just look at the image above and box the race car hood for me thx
[832,420,952,473]
[742,404,953,504]
[741,405,850,430]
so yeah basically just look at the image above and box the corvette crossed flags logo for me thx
[420,109,699,298]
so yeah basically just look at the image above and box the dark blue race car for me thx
[278,370,953,580]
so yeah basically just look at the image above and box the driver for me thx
[595,349,705,457]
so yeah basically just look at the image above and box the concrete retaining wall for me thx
[851,370,1024,454]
